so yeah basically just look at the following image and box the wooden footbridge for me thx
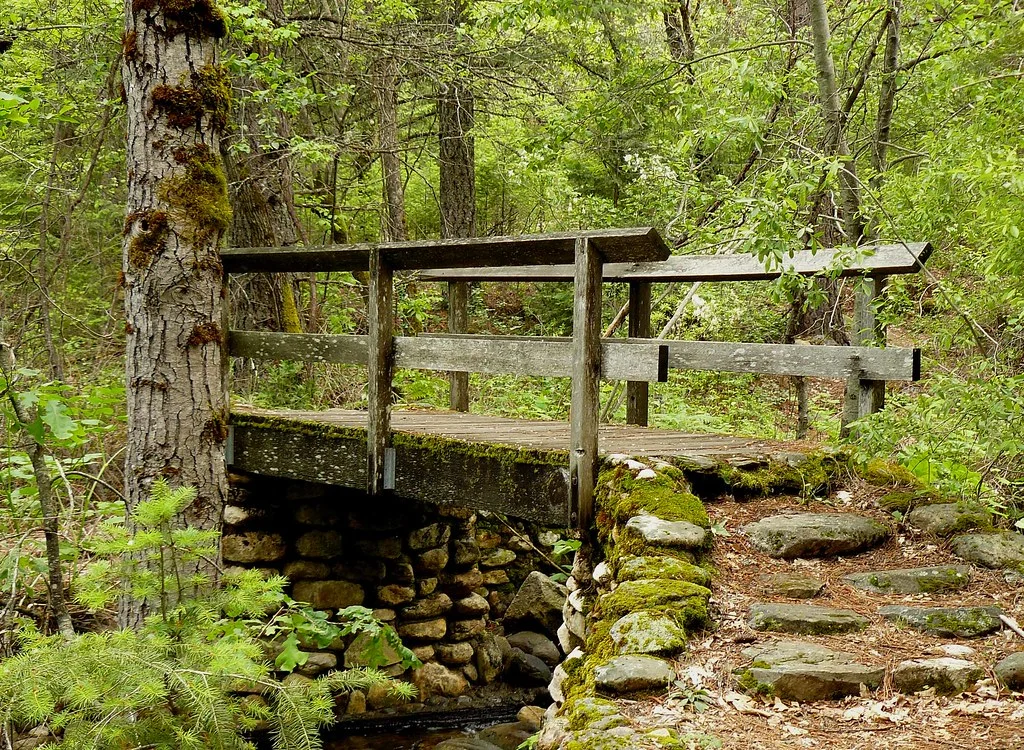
[222,228,931,527]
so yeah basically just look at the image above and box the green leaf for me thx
[274,632,308,672]
[42,399,76,440]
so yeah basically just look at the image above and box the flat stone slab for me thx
[878,605,1005,638]
[995,652,1024,691]
[843,565,971,595]
[609,611,687,656]
[760,573,825,599]
[907,503,991,537]
[740,640,883,701]
[743,513,889,559]
[594,654,676,695]
[749,603,869,635]
[622,515,708,551]
[951,532,1024,570]
[893,657,983,695]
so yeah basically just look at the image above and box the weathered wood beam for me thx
[228,330,669,382]
[626,281,652,426]
[227,419,571,526]
[448,281,470,411]
[221,227,670,273]
[570,237,602,529]
[420,242,933,283]
[665,340,919,381]
[367,248,394,494]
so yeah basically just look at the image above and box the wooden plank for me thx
[228,422,571,525]
[222,227,670,273]
[420,242,933,283]
[367,248,394,494]
[570,237,602,529]
[396,335,667,382]
[665,340,919,381]
[627,281,652,426]
[228,330,368,364]
[855,277,887,417]
[448,281,470,411]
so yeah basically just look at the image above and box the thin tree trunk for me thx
[37,128,64,382]
[120,0,231,628]
[374,54,407,242]
[0,342,74,639]
[871,0,900,195]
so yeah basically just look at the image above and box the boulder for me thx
[893,657,983,694]
[742,513,889,559]
[878,605,1005,637]
[616,554,711,587]
[739,640,884,701]
[609,611,687,655]
[907,502,991,537]
[622,516,708,552]
[506,648,552,686]
[843,565,971,595]
[995,652,1024,691]
[594,655,675,695]
[759,573,825,599]
[951,532,1024,569]
[477,722,535,750]
[748,603,869,635]
[502,571,568,637]
[507,631,561,666]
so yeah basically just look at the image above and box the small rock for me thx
[507,648,552,686]
[295,651,338,677]
[346,689,367,715]
[951,532,1024,569]
[748,603,869,635]
[502,571,568,637]
[397,617,447,642]
[411,645,435,663]
[433,738,503,750]
[938,644,976,658]
[401,593,453,621]
[557,622,583,654]
[454,592,490,616]
[416,547,450,573]
[388,559,416,584]
[418,577,439,596]
[622,515,708,551]
[295,530,343,559]
[481,549,517,567]
[878,605,1005,638]
[377,584,417,606]
[567,589,587,613]
[477,722,534,750]
[907,502,991,537]
[507,631,561,666]
[567,697,628,730]
[592,561,612,585]
[609,611,687,655]
[223,505,250,525]
[436,641,476,666]
[481,569,510,585]
[742,513,889,559]
[594,654,675,695]
[843,565,971,595]
[413,662,469,698]
[625,459,649,471]
[281,559,331,581]
[517,705,546,731]
[893,657,983,694]
[636,468,657,479]
[452,539,481,567]
[760,572,825,599]
[291,580,364,609]
[222,532,286,563]
[995,652,1024,691]
[354,536,403,559]
[536,714,569,750]
[537,530,560,547]
[408,523,451,551]
[475,633,508,684]
[441,569,484,596]
[295,503,341,526]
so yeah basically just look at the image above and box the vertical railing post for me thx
[367,247,394,494]
[855,275,887,418]
[626,280,652,426]
[448,280,470,411]
[570,236,603,529]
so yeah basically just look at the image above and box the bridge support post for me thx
[448,281,470,412]
[626,281,652,426]
[843,276,887,435]
[570,237,602,529]
[368,247,394,494]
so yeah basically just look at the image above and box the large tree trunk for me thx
[438,0,477,412]
[120,0,231,628]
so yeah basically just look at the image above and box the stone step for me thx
[737,640,883,701]
[742,512,889,559]
[878,604,1006,638]
[893,657,984,695]
[748,603,869,635]
[759,573,825,599]
[843,565,971,595]
[951,532,1024,570]
[906,502,991,537]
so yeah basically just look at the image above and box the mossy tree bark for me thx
[120,0,231,629]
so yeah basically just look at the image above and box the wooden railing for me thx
[222,228,931,528]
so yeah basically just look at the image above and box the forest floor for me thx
[614,481,1024,749]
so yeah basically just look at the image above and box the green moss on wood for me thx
[124,209,170,269]
[132,0,228,38]
[151,64,231,131]
[158,143,231,244]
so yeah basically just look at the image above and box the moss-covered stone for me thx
[615,554,712,587]
[859,458,921,488]
[596,579,711,629]
[564,696,626,731]
[596,465,709,531]
[715,452,840,497]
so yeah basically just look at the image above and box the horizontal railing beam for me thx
[229,330,919,382]
[221,227,670,273]
[420,242,933,283]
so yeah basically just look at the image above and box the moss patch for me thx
[596,579,710,629]
[859,458,921,488]
[124,209,171,269]
[615,554,712,587]
[158,143,231,244]
[132,0,228,38]
[597,465,709,527]
[716,453,840,497]
[151,64,231,131]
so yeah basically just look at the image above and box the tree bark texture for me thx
[120,0,230,628]
[374,54,407,242]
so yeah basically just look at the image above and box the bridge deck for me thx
[229,407,807,525]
